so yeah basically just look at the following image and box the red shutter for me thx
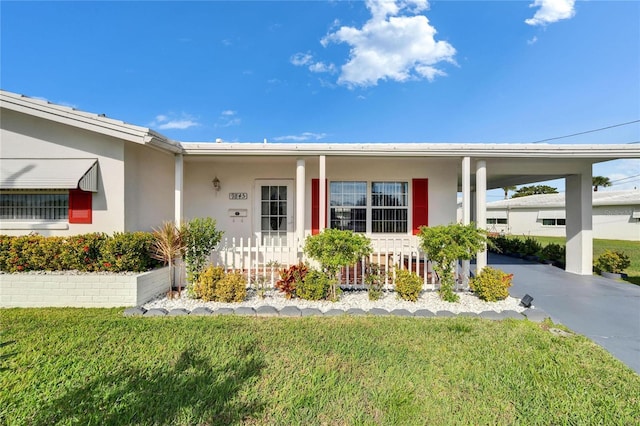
[311,179,327,235]
[69,189,93,224]
[412,178,428,235]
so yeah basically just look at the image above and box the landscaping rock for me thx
[167,308,189,316]
[390,309,413,317]
[144,308,168,317]
[279,306,302,317]
[413,309,435,317]
[190,307,213,316]
[213,307,234,316]
[458,312,478,318]
[435,310,456,317]
[300,308,323,317]
[123,307,146,317]
[255,306,279,317]
[478,311,503,320]
[346,308,367,316]
[323,309,345,316]
[234,307,256,316]
[501,310,525,320]
[368,308,390,316]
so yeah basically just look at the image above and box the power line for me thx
[609,173,640,184]
[530,119,640,143]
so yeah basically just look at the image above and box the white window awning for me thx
[538,210,565,220]
[487,210,508,219]
[0,159,98,192]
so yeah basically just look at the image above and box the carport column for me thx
[475,160,487,272]
[461,157,471,285]
[319,155,326,232]
[296,158,305,250]
[174,154,183,226]
[565,165,593,275]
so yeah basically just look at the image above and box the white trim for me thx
[0,221,69,230]
[487,210,508,219]
[538,210,565,219]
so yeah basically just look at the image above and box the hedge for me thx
[0,232,161,273]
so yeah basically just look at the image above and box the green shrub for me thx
[276,263,308,299]
[488,235,508,254]
[470,267,513,302]
[394,268,423,302]
[182,217,223,285]
[296,269,330,301]
[0,235,12,270]
[594,250,630,274]
[214,271,247,302]
[365,263,386,301]
[193,265,226,301]
[100,232,159,272]
[521,236,543,257]
[502,237,524,255]
[59,233,107,271]
[540,243,565,264]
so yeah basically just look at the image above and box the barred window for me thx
[542,218,566,226]
[372,182,408,233]
[0,191,68,220]
[487,218,508,225]
[329,181,367,232]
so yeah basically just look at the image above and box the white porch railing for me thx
[209,236,468,291]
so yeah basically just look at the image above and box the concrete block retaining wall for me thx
[0,267,170,308]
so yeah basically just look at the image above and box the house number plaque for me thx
[229,192,248,200]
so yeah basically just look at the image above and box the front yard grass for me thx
[530,236,640,285]
[1,309,639,425]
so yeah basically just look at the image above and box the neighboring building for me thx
[485,191,640,241]
[2,90,639,275]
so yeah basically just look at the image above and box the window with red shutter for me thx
[412,179,428,235]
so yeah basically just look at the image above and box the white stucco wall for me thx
[0,109,126,236]
[487,205,639,241]
[124,143,175,232]
[183,155,458,241]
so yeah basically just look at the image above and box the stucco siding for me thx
[183,156,458,241]
[124,143,175,232]
[1,108,126,236]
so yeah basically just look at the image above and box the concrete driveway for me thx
[486,253,640,375]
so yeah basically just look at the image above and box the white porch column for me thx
[475,160,487,272]
[319,155,326,232]
[565,165,593,275]
[461,157,471,284]
[174,154,183,226]
[296,158,306,248]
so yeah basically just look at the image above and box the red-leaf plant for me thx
[275,262,308,299]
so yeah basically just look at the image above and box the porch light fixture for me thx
[212,176,221,191]
[520,294,534,308]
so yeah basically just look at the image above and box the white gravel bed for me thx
[143,289,526,314]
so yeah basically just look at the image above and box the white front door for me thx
[254,180,294,246]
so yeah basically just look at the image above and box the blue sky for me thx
[2,0,639,196]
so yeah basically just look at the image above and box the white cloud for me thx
[320,0,455,87]
[309,62,336,73]
[527,36,538,45]
[149,113,199,130]
[273,132,328,142]
[215,110,241,128]
[291,52,337,75]
[525,0,576,26]
[291,52,313,66]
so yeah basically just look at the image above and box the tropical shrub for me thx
[304,229,372,301]
[470,267,513,302]
[276,263,308,299]
[193,265,226,301]
[182,217,223,285]
[394,268,422,302]
[364,263,386,301]
[540,243,565,264]
[521,236,543,257]
[594,250,630,274]
[296,269,330,301]
[214,271,247,302]
[59,233,107,271]
[150,221,185,294]
[418,223,486,302]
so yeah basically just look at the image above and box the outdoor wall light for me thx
[520,294,534,308]
[212,176,221,191]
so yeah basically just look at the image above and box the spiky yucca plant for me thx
[150,221,186,297]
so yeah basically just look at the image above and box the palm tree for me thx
[150,221,185,297]
[592,176,612,192]
[502,186,517,199]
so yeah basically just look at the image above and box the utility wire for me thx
[530,119,640,143]
[609,173,640,183]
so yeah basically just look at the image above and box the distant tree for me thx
[512,185,558,198]
[592,176,612,192]
[502,186,517,200]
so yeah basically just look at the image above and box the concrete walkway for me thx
[487,253,640,375]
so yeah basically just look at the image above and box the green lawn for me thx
[529,237,640,285]
[2,309,639,425]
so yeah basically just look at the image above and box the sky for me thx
[1,0,639,198]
